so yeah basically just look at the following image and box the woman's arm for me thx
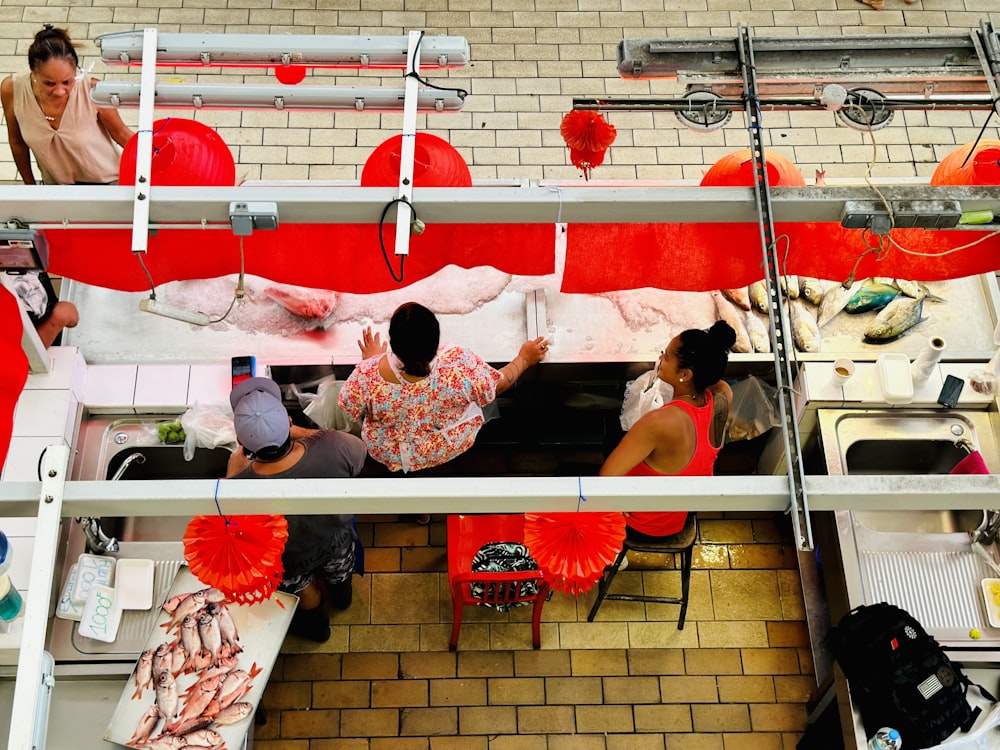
[599,413,661,476]
[495,336,548,395]
[1,76,37,184]
[90,78,134,148]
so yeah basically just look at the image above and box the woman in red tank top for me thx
[600,321,737,538]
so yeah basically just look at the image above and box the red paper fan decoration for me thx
[184,515,288,604]
[524,512,626,595]
[560,111,617,180]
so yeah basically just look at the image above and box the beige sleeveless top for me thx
[12,72,122,185]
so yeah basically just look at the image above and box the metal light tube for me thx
[94,31,470,69]
[91,83,465,112]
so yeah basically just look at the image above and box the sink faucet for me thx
[76,451,146,555]
[971,510,1000,547]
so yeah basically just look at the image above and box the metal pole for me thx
[738,26,814,551]
[129,29,158,256]
[7,446,69,750]
[393,30,422,257]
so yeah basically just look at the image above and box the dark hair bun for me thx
[708,321,738,352]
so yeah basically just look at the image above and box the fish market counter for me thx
[61,271,1000,367]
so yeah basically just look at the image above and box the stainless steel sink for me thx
[49,415,233,665]
[851,509,988,534]
[821,409,1000,478]
[817,408,1000,654]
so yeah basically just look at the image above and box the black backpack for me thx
[829,602,996,749]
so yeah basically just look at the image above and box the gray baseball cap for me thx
[230,377,289,453]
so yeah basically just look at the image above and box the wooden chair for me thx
[587,512,698,629]
[447,514,551,650]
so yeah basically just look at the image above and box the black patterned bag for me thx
[829,602,996,749]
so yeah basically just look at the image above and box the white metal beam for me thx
[0,474,998,518]
[2,184,999,226]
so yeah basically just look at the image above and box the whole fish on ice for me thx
[864,293,928,343]
[721,287,751,311]
[788,299,822,353]
[711,291,752,353]
[129,704,160,746]
[742,309,771,353]
[133,648,154,700]
[798,277,825,305]
[748,280,769,313]
[844,282,899,314]
[817,280,863,327]
[263,284,339,320]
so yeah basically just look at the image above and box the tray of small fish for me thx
[103,567,297,749]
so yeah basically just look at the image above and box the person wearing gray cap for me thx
[227,377,367,643]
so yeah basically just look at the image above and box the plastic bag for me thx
[727,375,781,441]
[181,403,239,461]
[303,377,363,436]
[620,369,674,430]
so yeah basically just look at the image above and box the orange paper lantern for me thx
[931,140,1000,186]
[560,111,617,180]
[184,514,288,604]
[524,512,626,595]
[700,149,806,187]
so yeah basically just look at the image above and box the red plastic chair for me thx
[447,514,551,650]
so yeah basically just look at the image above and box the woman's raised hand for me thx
[358,326,388,360]
[519,336,550,366]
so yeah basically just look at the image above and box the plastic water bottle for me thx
[868,727,902,750]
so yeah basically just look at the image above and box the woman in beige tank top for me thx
[1,25,133,185]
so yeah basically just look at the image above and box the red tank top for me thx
[624,392,720,537]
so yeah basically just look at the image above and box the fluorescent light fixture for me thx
[95,31,470,69]
[139,298,211,325]
[91,82,466,112]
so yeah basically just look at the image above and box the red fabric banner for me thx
[0,287,29,472]
[47,222,556,293]
[561,222,1000,293]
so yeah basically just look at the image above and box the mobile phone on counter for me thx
[231,356,256,388]
[937,374,964,409]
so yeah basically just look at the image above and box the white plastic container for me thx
[71,553,115,605]
[876,353,914,405]
[77,584,122,643]
[55,563,84,621]
[114,558,154,610]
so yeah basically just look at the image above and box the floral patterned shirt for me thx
[338,346,502,472]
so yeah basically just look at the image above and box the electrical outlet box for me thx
[229,201,279,236]
[841,200,963,230]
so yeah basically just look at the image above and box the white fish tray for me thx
[103,567,297,749]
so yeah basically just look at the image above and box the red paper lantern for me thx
[931,140,1000,186]
[700,149,806,187]
[523,512,626,595]
[183,514,288,604]
[274,66,307,84]
[361,133,472,187]
[560,111,617,180]
[119,117,236,187]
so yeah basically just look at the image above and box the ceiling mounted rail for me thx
[599,21,1000,115]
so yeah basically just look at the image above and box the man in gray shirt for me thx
[227,377,367,643]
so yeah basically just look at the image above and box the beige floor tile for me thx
[371,573,443,624]
[627,621,700,649]
[558,621,631,649]
[696,620,770,648]
[709,570,783,621]
[351,625,422,652]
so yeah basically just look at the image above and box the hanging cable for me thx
[959,97,1000,169]
[405,30,468,101]
[378,197,413,283]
